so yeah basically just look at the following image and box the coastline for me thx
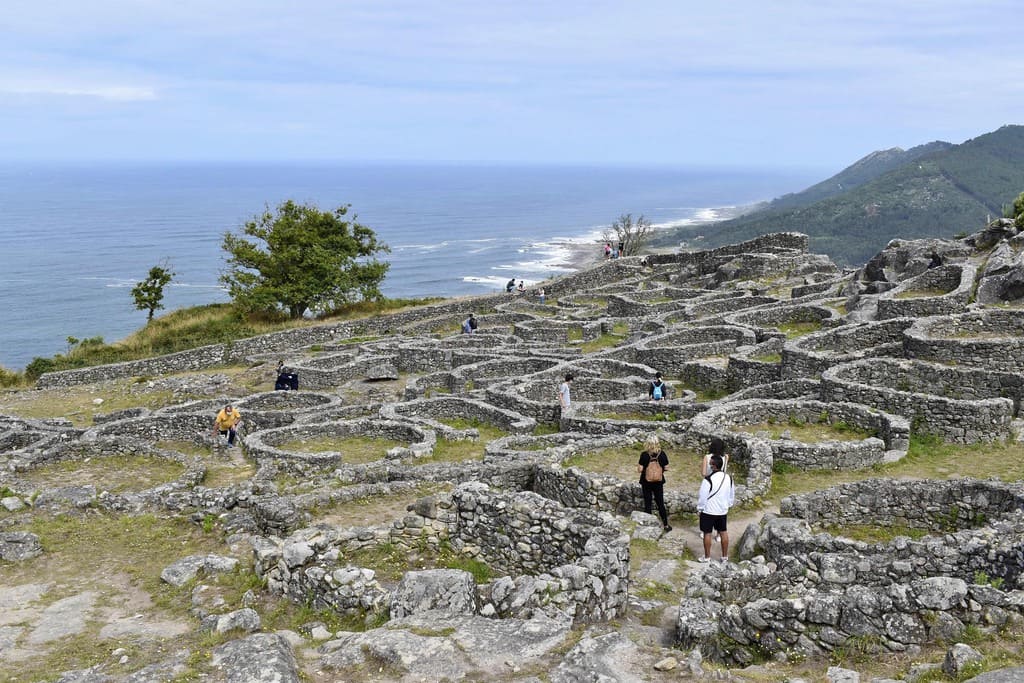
[546,202,752,274]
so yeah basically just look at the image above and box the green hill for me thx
[654,125,1024,265]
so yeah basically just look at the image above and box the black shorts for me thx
[699,512,727,534]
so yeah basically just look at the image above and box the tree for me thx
[131,264,174,321]
[1007,191,1024,229]
[220,200,390,319]
[602,213,652,257]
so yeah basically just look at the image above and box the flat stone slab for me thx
[27,591,98,645]
[320,612,572,680]
[964,666,1024,682]
[549,631,646,683]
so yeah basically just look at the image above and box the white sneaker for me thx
[698,557,710,563]
[720,558,728,564]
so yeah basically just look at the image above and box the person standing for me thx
[697,453,735,562]
[213,405,242,448]
[506,278,517,293]
[604,242,612,259]
[558,373,573,411]
[537,287,546,305]
[648,372,668,401]
[461,314,478,334]
[637,434,672,532]
[700,436,730,478]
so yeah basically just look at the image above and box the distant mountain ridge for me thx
[654,125,1024,265]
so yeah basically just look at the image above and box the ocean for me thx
[0,162,820,370]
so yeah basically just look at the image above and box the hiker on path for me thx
[461,314,478,334]
[637,434,672,532]
[648,372,668,401]
[213,405,242,448]
[558,373,573,411]
[697,453,735,562]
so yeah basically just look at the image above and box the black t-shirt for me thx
[638,449,668,484]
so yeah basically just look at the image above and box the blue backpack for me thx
[652,382,663,400]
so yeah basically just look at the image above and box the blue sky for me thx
[1,1,1020,168]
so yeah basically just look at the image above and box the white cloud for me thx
[0,82,157,101]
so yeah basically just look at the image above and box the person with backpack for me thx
[697,452,735,562]
[648,372,668,401]
[637,434,671,533]
[461,314,478,334]
[506,278,517,293]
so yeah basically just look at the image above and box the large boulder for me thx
[211,633,301,683]
[0,531,42,561]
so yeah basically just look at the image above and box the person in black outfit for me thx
[506,278,517,293]
[637,434,672,532]
[648,372,668,401]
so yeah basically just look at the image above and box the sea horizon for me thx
[0,161,823,370]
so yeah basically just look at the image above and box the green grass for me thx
[21,297,441,379]
[276,435,406,464]
[424,420,508,464]
[0,372,245,426]
[593,411,678,422]
[730,419,876,442]
[817,523,929,543]
[766,434,1024,503]
[894,288,951,299]
[777,320,823,339]
[19,454,186,494]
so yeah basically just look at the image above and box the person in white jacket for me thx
[696,453,735,563]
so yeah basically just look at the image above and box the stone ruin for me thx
[3,227,1024,680]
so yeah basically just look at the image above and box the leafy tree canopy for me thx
[131,264,174,321]
[220,200,390,319]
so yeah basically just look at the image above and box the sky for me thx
[1,1,1020,169]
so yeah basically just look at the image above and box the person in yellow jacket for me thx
[213,405,242,448]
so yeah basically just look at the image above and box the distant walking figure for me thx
[558,373,573,411]
[537,287,546,305]
[604,242,612,259]
[506,278,517,293]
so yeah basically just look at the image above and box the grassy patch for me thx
[593,411,678,422]
[423,421,508,464]
[566,326,584,343]
[750,353,782,364]
[777,320,823,339]
[19,455,185,494]
[579,333,622,353]
[21,298,441,380]
[766,434,1024,503]
[156,440,255,488]
[730,419,875,442]
[308,483,451,529]
[894,288,950,300]
[817,523,929,543]
[276,435,405,464]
